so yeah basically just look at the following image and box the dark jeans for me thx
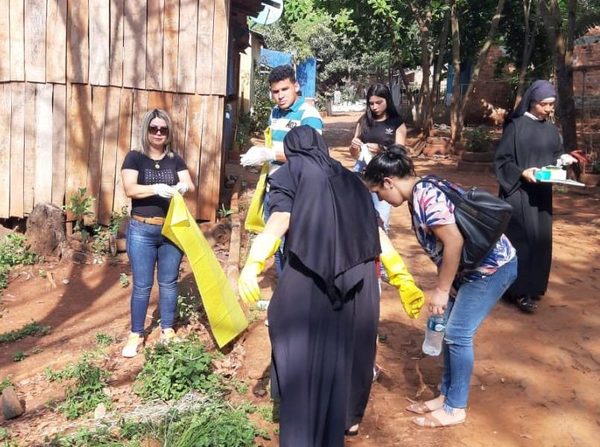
[126,219,183,334]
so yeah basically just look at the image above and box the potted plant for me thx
[461,127,495,163]
[581,159,600,187]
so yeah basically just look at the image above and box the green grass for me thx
[0,321,51,344]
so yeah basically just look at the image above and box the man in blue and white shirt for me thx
[240,65,323,172]
[241,65,323,275]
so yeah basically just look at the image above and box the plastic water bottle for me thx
[422,315,446,356]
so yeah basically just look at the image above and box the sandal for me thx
[406,401,442,415]
[412,412,465,428]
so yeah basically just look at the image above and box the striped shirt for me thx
[269,96,323,173]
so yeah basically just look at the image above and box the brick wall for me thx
[463,46,513,125]
[573,27,600,112]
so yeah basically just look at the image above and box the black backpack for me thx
[414,176,513,270]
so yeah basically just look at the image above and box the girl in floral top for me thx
[363,145,517,428]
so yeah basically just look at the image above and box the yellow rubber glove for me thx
[380,250,425,319]
[238,232,281,304]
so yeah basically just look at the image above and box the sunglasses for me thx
[148,125,169,135]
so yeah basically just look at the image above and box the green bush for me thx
[0,233,37,267]
[465,127,494,153]
[64,187,95,232]
[134,337,220,401]
[45,353,111,419]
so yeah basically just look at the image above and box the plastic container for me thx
[422,315,446,356]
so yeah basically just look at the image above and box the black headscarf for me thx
[506,80,557,125]
[273,126,381,306]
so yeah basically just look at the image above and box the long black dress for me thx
[495,115,563,298]
[267,126,381,447]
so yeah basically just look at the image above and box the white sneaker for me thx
[122,333,143,358]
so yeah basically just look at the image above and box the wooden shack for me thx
[0,0,266,223]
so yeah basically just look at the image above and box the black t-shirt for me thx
[359,115,404,148]
[121,150,187,217]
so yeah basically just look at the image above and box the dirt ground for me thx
[1,113,600,446]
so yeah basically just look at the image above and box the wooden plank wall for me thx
[0,0,231,223]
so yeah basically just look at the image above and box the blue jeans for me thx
[126,219,183,334]
[440,256,517,409]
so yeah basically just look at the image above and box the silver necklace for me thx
[150,152,166,169]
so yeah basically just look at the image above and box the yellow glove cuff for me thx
[380,250,415,287]
[245,232,281,275]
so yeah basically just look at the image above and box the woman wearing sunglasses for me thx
[120,108,195,357]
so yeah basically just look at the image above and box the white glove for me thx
[175,182,189,195]
[360,143,373,164]
[240,146,275,167]
[152,183,175,198]
[556,153,578,167]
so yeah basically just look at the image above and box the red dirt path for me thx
[1,113,599,446]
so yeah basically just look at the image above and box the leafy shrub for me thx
[465,127,494,153]
[45,353,111,419]
[64,187,95,232]
[0,320,51,344]
[0,377,14,393]
[134,337,220,401]
[0,233,37,267]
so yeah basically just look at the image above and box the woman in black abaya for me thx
[238,126,381,446]
[495,80,574,313]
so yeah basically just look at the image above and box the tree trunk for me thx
[514,0,538,107]
[397,62,416,111]
[457,0,507,127]
[410,2,432,131]
[449,0,462,145]
[539,0,578,150]
[424,10,451,137]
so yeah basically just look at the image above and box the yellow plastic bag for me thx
[244,163,269,233]
[162,194,248,348]
[243,127,273,234]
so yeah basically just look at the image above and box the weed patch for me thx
[0,233,37,292]
[165,403,265,447]
[45,353,111,419]
[134,337,220,401]
[0,320,51,344]
[95,333,114,347]
[0,376,14,393]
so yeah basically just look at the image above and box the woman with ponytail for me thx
[363,146,517,427]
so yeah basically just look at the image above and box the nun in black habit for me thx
[495,80,571,313]
[238,125,381,446]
